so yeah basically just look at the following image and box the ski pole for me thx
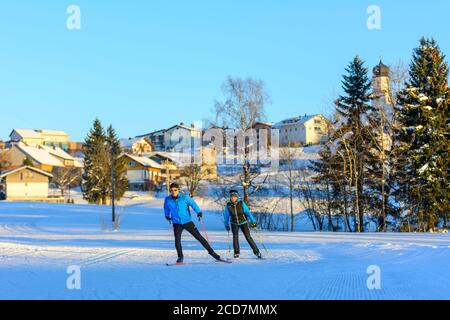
[253,227,269,255]
[227,230,231,255]
[199,218,211,245]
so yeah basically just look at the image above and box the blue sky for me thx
[0,0,449,141]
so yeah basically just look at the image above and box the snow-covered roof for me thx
[0,166,53,179]
[40,145,74,161]
[148,151,192,164]
[137,124,201,138]
[273,114,322,128]
[10,129,69,139]
[16,143,64,167]
[11,129,43,139]
[166,124,202,133]
[124,154,163,169]
[119,137,151,148]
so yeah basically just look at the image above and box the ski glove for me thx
[251,222,257,229]
[197,212,203,220]
[166,216,172,224]
[226,225,230,232]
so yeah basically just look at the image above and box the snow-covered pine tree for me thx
[106,125,128,203]
[82,119,109,204]
[395,37,450,231]
[333,56,374,232]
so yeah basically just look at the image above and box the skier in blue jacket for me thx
[164,182,222,264]
[223,190,262,259]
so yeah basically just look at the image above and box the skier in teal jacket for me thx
[223,190,262,259]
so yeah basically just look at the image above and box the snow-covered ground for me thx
[1,200,449,300]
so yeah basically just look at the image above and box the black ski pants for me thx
[231,223,260,255]
[173,221,220,260]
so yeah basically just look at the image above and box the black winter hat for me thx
[229,190,239,196]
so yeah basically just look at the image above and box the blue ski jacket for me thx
[223,199,256,227]
[164,193,201,225]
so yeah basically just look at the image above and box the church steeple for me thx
[372,59,392,106]
[373,60,390,78]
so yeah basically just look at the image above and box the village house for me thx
[0,166,54,201]
[273,114,330,147]
[148,147,218,183]
[148,152,185,181]
[7,128,83,156]
[119,137,154,155]
[9,129,70,150]
[6,143,82,172]
[120,153,163,191]
[137,123,202,152]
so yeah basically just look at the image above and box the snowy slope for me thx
[0,201,449,300]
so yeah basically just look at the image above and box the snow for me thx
[41,145,75,161]
[16,143,64,167]
[125,154,163,169]
[0,200,449,300]
[11,129,43,139]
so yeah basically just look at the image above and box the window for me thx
[315,120,321,124]
[128,161,136,167]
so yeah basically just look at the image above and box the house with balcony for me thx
[120,154,163,191]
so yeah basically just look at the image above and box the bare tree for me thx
[213,76,270,206]
[180,164,210,197]
[279,146,301,231]
[0,150,10,174]
[52,167,81,198]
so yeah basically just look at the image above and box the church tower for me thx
[372,60,392,107]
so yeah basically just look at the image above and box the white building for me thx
[274,114,329,147]
[137,123,202,151]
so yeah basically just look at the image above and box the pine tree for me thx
[333,56,374,232]
[395,37,450,231]
[22,156,34,167]
[82,119,109,204]
[106,125,128,202]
